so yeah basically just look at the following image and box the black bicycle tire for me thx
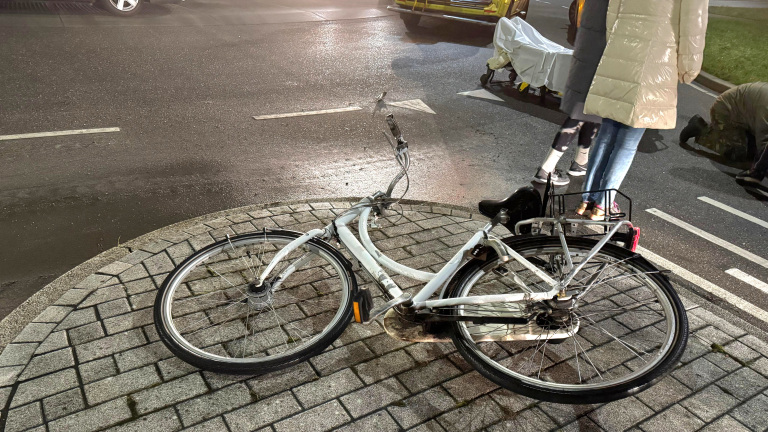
[153,229,358,374]
[447,235,688,404]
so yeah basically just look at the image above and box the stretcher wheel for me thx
[480,65,494,87]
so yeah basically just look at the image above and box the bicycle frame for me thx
[255,116,633,320]
[256,194,632,316]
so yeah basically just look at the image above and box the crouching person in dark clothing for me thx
[680,81,768,185]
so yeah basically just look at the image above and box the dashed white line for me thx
[637,246,768,324]
[0,127,121,141]
[726,268,768,294]
[252,106,362,120]
[646,208,768,269]
[698,196,768,230]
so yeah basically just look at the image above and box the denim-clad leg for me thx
[582,119,620,203]
[593,123,647,208]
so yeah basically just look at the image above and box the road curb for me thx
[695,71,736,94]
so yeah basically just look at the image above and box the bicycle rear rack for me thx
[520,188,639,251]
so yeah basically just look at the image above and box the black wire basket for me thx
[546,188,633,221]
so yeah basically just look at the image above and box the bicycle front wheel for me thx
[154,230,357,374]
[447,236,687,404]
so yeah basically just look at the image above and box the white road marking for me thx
[252,106,362,120]
[687,82,718,98]
[726,268,768,294]
[646,208,768,269]
[458,89,504,102]
[0,127,121,141]
[387,99,436,114]
[637,246,768,324]
[698,196,768,229]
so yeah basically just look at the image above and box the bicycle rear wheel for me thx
[447,236,687,404]
[154,230,357,374]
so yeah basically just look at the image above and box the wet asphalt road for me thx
[1,0,768,332]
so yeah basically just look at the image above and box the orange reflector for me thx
[353,302,362,323]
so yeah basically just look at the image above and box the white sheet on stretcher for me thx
[487,17,573,93]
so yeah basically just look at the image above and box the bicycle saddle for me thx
[478,186,543,234]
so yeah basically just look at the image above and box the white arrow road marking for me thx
[0,127,121,141]
[726,268,768,294]
[253,106,362,120]
[458,89,504,102]
[646,208,768,269]
[387,99,436,114]
[698,196,768,230]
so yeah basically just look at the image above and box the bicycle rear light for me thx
[629,226,640,252]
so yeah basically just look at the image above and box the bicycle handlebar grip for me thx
[386,114,402,139]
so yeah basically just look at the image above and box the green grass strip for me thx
[702,8,768,85]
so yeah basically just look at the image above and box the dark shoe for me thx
[567,160,587,176]
[735,169,766,185]
[679,115,707,143]
[533,167,569,186]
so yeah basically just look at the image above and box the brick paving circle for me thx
[1,200,768,432]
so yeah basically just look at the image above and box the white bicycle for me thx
[154,115,688,404]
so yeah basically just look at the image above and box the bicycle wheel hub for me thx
[246,281,272,309]
[536,310,575,330]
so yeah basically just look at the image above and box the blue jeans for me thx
[582,119,646,208]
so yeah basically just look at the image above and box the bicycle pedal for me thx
[352,289,373,323]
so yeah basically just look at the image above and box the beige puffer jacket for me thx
[583,0,709,129]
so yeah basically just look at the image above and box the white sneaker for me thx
[533,167,570,186]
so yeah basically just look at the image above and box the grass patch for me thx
[702,7,768,84]
[710,343,727,354]
[709,6,768,20]
[454,400,470,408]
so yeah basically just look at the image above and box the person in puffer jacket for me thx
[576,0,709,220]
[680,82,768,186]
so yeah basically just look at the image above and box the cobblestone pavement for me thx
[2,200,768,432]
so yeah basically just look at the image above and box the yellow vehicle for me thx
[567,0,585,45]
[388,0,530,30]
